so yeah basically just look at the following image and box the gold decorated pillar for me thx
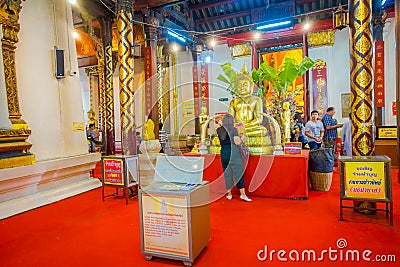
[101,17,115,155]
[117,0,136,155]
[0,0,35,168]
[349,0,374,156]
[144,16,159,138]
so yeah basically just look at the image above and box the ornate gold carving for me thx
[0,154,35,169]
[307,30,335,47]
[229,43,251,59]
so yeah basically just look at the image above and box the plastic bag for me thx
[309,148,334,173]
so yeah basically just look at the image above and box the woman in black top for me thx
[217,114,252,202]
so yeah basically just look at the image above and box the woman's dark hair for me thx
[217,114,234,140]
[294,113,303,121]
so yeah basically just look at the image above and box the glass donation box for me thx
[139,155,210,266]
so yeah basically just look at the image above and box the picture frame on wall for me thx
[341,93,351,118]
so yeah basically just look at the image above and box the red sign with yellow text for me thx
[103,159,124,185]
[192,66,201,117]
[374,41,385,107]
[200,64,209,114]
[143,47,153,115]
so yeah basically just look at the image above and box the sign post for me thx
[102,155,139,205]
[339,156,393,226]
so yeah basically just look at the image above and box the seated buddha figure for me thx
[228,63,272,154]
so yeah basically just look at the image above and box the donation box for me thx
[139,155,210,266]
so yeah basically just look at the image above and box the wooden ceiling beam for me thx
[196,11,251,24]
[190,0,239,11]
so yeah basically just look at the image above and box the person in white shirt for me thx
[305,110,325,150]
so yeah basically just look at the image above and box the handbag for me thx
[239,142,250,158]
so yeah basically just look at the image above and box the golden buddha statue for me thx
[143,118,155,141]
[86,109,98,130]
[228,63,272,154]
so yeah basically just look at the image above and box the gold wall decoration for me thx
[229,42,251,59]
[349,0,374,156]
[307,30,335,47]
[341,93,351,118]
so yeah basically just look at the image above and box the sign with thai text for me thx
[345,162,385,200]
[374,41,385,107]
[312,60,328,115]
[73,122,84,132]
[103,158,124,185]
[200,64,209,114]
[283,142,302,155]
[377,126,397,140]
[143,47,153,116]
[141,193,189,257]
[192,66,200,117]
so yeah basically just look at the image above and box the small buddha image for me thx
[199,106,208,127]
[281,101,291,143]
[86,109,97,130]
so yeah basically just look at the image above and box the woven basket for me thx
[309,171,333,191]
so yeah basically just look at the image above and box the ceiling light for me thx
[205,56,211,63]
[254,32,261,39]
[69,0,77,4]
[72,31,79,39]
[210,39,216,47]
[167,30,186,44]
[381,0,387,6]
[304,22,310,30]
[172,44,178,52]
[256,19,293,31]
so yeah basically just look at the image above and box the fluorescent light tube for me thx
[256,20,292,30]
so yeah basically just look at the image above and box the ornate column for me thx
[101,17,115,155]
[349,0,374,156]
[156,45,165,123]
[144,16,159,138]
[0,1,35,168]
[117,0,136,155]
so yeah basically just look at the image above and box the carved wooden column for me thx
[101,17,115,155]
[117,0,136,155]
[144,16,159,138]
[0,1,35,168]
[349,0,374,156]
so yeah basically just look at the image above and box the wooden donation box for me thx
[374,126,398,168]
[101,155,139,205]
[139,156,210,267]
[339,156,393,226]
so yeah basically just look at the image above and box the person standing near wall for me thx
[322,107,343,148]
[305,110,325,150]
[342,113,352,156]
[159,122,168,153]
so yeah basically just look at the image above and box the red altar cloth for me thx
[185,150,309,200]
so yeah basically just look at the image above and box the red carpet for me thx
[1,170,399,266]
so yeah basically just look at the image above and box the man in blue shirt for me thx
[321,107,343,148]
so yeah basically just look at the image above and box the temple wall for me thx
[1,0,101,218]
[16,0,87,161]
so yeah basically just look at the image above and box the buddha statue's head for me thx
[237,63,254,97]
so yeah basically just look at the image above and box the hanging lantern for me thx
[333,4,348,30]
